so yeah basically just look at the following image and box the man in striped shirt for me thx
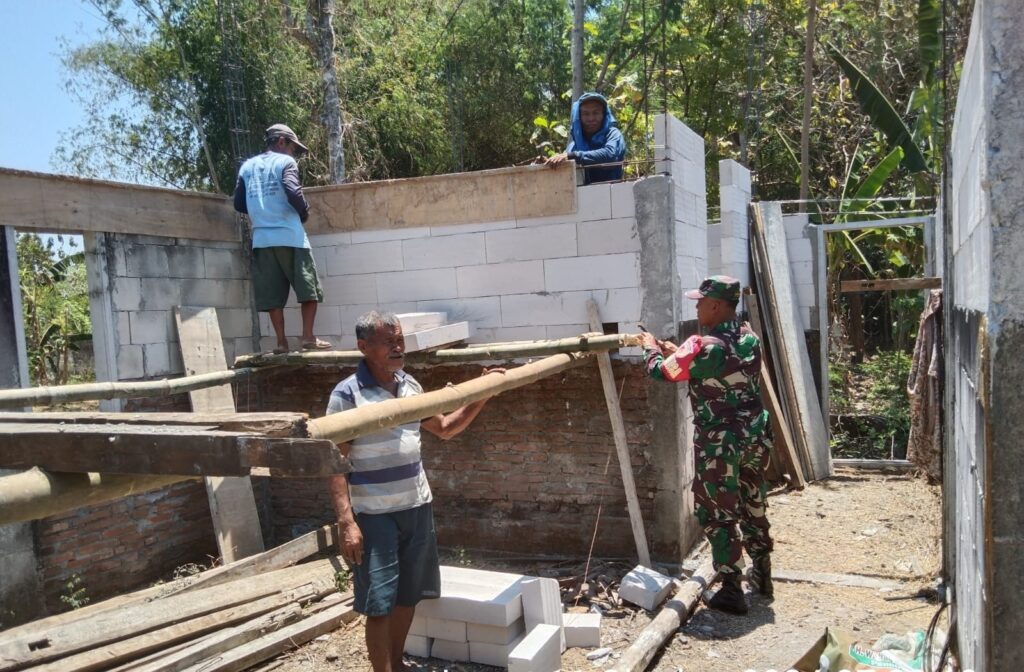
[326,310,502,672]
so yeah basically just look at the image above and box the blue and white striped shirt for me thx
[326,361,432,515]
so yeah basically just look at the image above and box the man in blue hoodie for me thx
[546,92,627,184]
[233,124,331,353]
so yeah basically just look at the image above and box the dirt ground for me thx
[256,471,942,672]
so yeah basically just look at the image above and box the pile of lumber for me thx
[0,525,353,672]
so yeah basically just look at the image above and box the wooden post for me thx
[175,307,264,563]
[586,300,651,568]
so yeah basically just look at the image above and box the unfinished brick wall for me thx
[257,360,658,557]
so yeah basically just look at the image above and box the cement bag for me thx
[791,627,944,672]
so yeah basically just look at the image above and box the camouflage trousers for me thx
[692,429,774,575]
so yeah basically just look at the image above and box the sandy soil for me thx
[255,471,943,672]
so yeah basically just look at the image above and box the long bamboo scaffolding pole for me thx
[234,334,639,368]
[0,469,195,525]
[0,367,273,410]
[308,351,591,444]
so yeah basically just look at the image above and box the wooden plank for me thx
[0,411,308,437]
[832,458,915,472]
[607,559,717,672]
[0,423,347,477]
[403,321,471,353]
[175,306,264,564]
[233,333,640,368]
[840,277,941,292]
[0,168,237,241]
[176,600,358,672]
[30,586,321,672]
[0,559,339,670]
[750,203,831,480]
[586,301,651,568]
[302,163,576,234]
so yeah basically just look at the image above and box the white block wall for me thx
[782,214,817,330]
[295,183,643,350]
[654,113,708,321]
[87,234,258,380]
[718,159,752,296]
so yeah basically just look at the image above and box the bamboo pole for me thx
[608,559,717,672]
[0,368,272,410]
[233,334,640,368]
[587,300,651,568]
[0,469,195,526]
[308,351,590,444]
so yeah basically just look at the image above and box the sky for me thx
[0,1,112,174]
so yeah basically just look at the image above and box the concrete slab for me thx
[522,577,565,651]
[618,564,674,611]
[431,638,470,662]
[404,634,432,658]
[563,612,602,648]
[508,623,562,672]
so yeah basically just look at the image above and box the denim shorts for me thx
[350,502,441,617]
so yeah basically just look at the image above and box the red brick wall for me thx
[257,359,658,557]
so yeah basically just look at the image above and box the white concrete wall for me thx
[655,114,707,321]
[87,234,258,380]
[781,214,817,330]
[288,183,644,351]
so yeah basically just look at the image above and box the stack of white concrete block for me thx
[781,213,817,330]
[405,566,602,670]
[395,311,471,352]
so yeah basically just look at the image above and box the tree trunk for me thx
[798,0,816,212]
[571,0,585,101]
[310,0,346,184]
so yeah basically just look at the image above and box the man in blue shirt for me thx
[546,92,627,184]
[233,124,330,353]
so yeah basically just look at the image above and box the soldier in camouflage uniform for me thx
[639,275,774,615]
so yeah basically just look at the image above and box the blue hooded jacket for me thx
[566,92,627,184]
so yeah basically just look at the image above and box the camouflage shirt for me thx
[646,319,768,437]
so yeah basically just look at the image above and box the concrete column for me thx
[84,233,123,411]
[634,176,699,561]
[0,225,46,626]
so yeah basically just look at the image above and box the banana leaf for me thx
[918,0,941,84]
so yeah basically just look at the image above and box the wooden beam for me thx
[608,559,717,672]
[233,333,640,368]
[0,423,348,477]
[175,306,264,564]
[586,300,651,568]
[840,277,941,293]
[832,458,915,472]
[307,351,590,445]
[302,163,576,234]
[0,367,269,410]
[0,411,309,437]
[0,168,237,241]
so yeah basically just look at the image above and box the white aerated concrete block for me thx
[522,578,565,652]
[485,223,576,263]
[397,312,447,333]
[562,612,602,648]
[404,634,432,658]
[431,638,470,662]
[508,623,562,672]
[402,232,486,270]
[544,253,639,292]
[457,260,545,298]
[409,615,427,637]
[577,219,640,256]
[468,618,526,645]
[618,565,674,612]
[470,635,526,667]
[414,566,526,627]
[427,617,468,642]
[403,322,471,352]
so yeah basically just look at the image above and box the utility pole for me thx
[798,0,816,212]
[571,0,585,101]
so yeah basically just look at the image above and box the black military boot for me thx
[749,556,774,599]
[706,574,748,615]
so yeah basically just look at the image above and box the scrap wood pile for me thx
[0,527,352,672]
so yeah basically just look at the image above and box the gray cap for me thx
[265,123,309,154]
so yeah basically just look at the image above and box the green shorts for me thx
[252,246,323,311]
